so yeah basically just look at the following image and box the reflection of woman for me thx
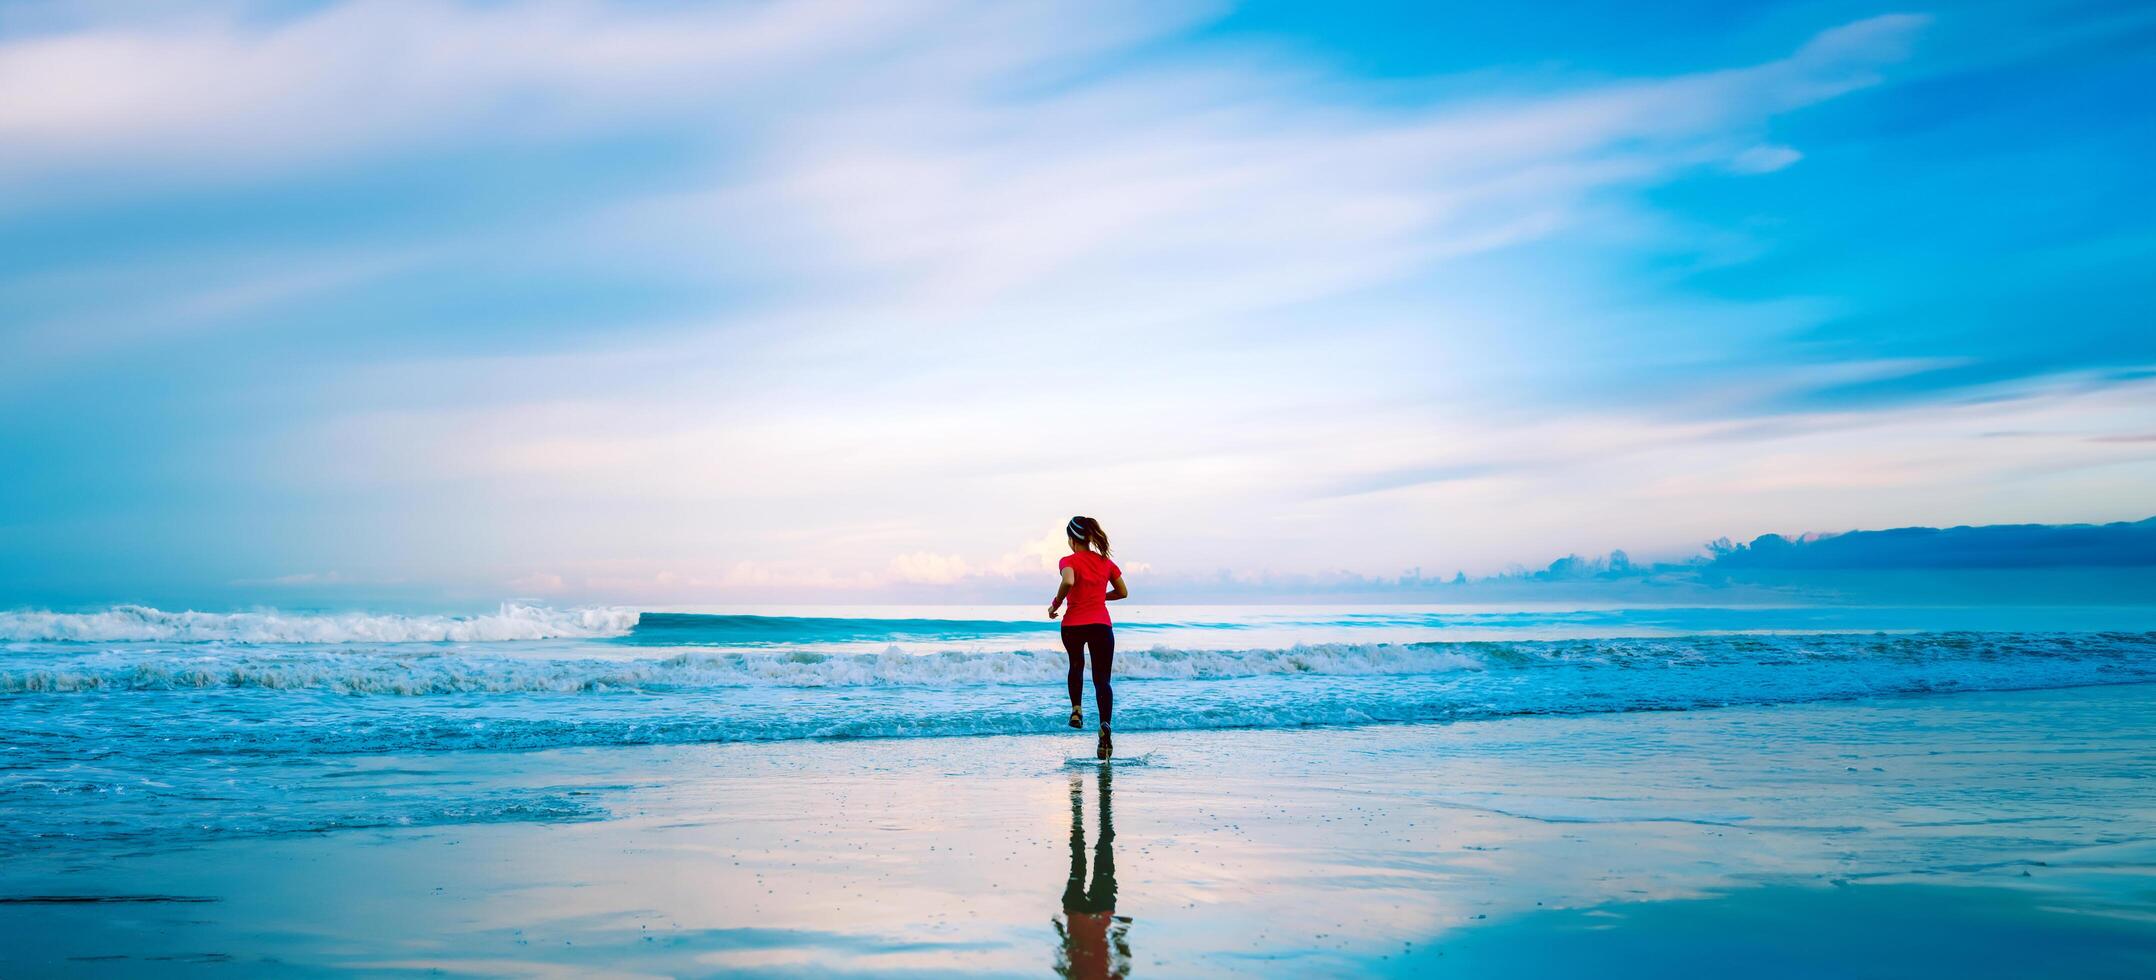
[1054,765,1130,980]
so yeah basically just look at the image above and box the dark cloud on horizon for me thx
[1704,517,2156,571]
[1104,517,2156,604]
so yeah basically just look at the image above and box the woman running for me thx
[1048,515,1128,759]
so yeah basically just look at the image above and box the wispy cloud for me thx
[3,2,2152,604]
[1,0,966,184]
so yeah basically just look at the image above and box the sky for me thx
[2,0,2154,607]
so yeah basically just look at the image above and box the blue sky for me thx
[2,0,2153,606]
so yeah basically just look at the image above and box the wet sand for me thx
[5,684,2156,977]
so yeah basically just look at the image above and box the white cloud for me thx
[1730,144,1803,173]
[886,551,975,586]
[38,4,2130,601]
[507,571,567,593]
[0,0,1201,187]
[183,5,1943,592]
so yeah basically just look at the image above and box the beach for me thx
[6,673,2155,977]
[10,0,2155,972]
[12,0,2156,973]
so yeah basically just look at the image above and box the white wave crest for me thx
[6,631,2149,696]
[0,642,1488,694]
[0,604,638,644]
[649,643,1494,688]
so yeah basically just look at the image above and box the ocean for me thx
[5,602,2155,859]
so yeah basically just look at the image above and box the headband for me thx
[1067,517,1088,540]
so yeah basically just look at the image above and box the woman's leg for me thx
[1089,626,1115,728]
[1061,628,1086,711]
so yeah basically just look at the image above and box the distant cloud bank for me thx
[1702,518,2156,571]
[1126,517,2156,604]
[477,516,2156,604]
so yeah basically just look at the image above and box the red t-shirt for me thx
[1058,551,1122,627]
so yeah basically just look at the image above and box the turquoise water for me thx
[4,602,2154,857]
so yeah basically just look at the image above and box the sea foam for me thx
[7,623,2155,855]
[5,631,2148,695]
[0,603,638,644]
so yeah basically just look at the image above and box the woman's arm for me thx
[1048,566,1075,619]
[1106,575,1129,602]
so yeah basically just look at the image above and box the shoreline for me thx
[6,684,2156,976]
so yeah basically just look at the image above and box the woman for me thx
[1048,515,1128,759]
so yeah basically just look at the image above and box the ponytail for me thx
[1066,515,1112,558]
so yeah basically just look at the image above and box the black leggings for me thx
[1061,624,1114,727]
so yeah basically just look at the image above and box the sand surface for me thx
[5,685,2156,977]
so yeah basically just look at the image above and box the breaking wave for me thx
[7,621,2154,855]
[0,604,638,644]
[0,642,1487,694]
[6,631,2151,696]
